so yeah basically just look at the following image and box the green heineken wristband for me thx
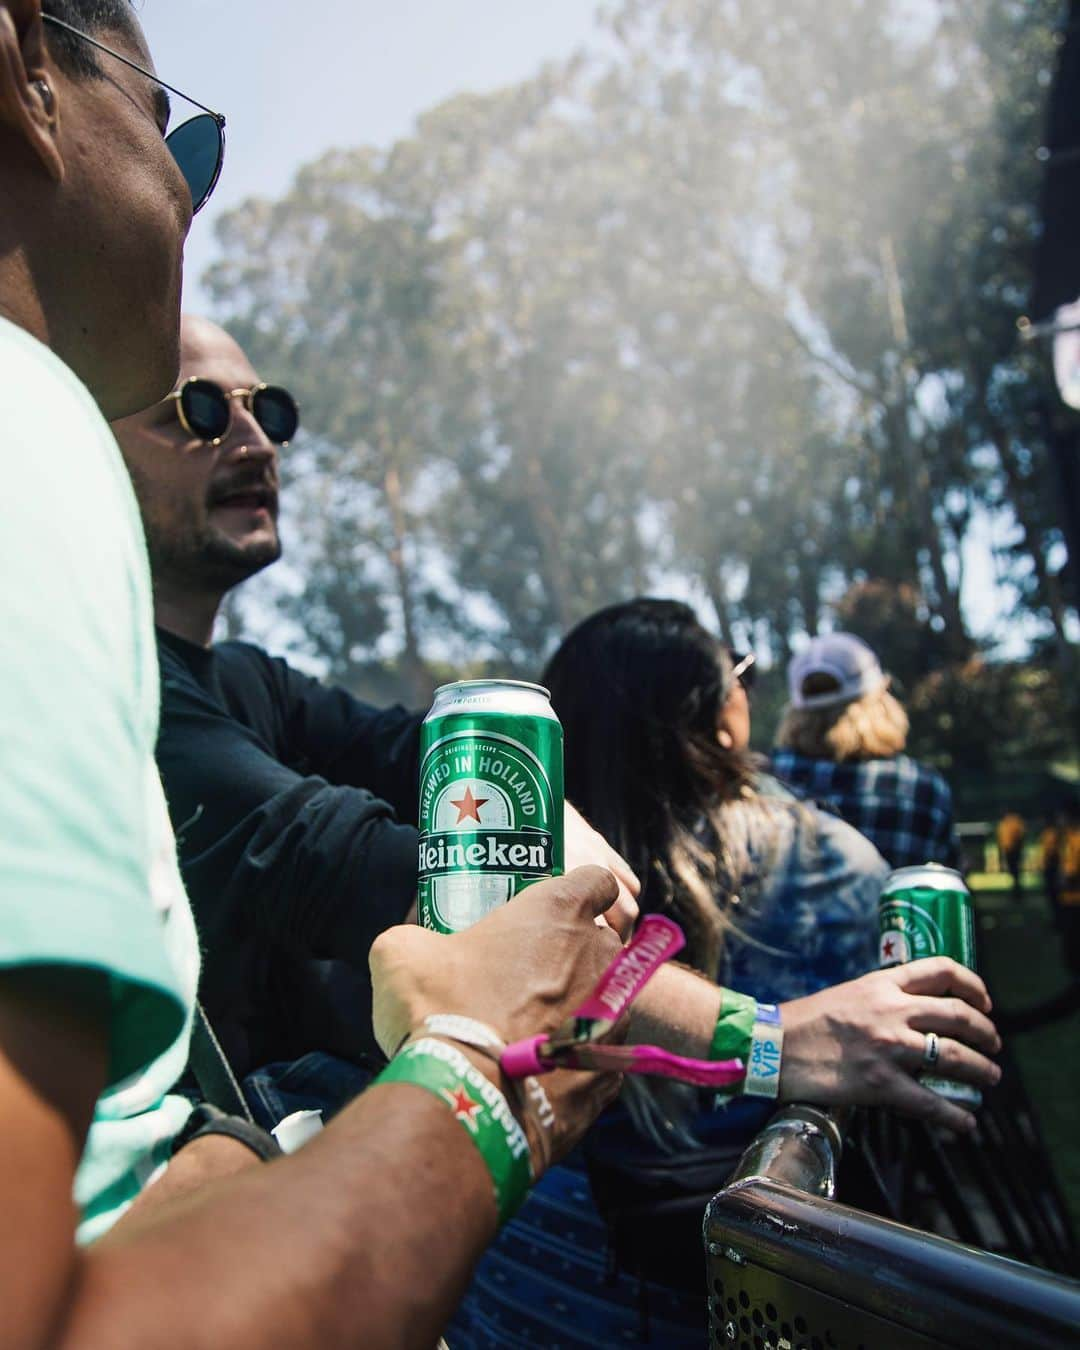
[376,1036,532,1225]
[708,989,757,1069]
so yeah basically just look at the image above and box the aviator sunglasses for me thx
[42,15,226,213]
[168,378,300,447]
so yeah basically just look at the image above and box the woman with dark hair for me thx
[452,598,885,1347]
[545,597,884,1002]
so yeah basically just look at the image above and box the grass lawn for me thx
[971,883,1080,1236]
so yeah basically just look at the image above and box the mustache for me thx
[206,468,279,507]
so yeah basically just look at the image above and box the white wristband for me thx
[744,1003,783,1098]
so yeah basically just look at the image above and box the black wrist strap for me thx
[172,1102,281,1162]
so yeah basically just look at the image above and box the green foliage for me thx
[836,579,951,693]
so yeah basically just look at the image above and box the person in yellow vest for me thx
[1060,801,1080,977]
[1040,812,1063,921]
[997,811,1026,894]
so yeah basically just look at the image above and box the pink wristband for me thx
[500,915,747,1091]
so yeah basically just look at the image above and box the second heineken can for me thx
[418,679,564,933]
[879,863,982,1109]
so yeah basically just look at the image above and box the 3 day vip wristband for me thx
[745,1003,784,1099]
[376,1037,532,1224]
[501,915,746,1090]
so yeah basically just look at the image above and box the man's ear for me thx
[0,1,64,183]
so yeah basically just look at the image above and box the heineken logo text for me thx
[419,830,553,877]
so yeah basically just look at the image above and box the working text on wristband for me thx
[377,1037,532,1224]
[500,916,745,1089]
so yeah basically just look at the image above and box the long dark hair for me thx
[543,598,757,975]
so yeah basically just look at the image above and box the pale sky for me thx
[138,1,606,311]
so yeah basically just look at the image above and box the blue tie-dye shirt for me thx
[713,778,885,1004]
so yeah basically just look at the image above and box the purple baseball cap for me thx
[787,632,888,710]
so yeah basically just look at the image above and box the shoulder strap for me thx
[188,1000,255,1123]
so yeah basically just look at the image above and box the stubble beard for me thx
[149,517,282,600]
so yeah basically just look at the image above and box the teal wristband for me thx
[376,1037,532,1224]
[708,990,757,1068]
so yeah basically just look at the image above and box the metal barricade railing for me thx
[704,1105,1080,1350]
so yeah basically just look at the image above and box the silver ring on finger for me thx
[922,1031,940,1068]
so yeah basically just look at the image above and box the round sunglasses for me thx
[167,378,300,447]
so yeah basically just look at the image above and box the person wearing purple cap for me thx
[772,632,961,870]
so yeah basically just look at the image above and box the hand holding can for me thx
[879,863,984,1109]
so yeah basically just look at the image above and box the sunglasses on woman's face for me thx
[41,15,226,213]
[166,377,300,447]
[729,651,756,692]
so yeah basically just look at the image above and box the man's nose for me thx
[222,403,277,465]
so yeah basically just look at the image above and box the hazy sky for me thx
[135,0,1023,649]
[138,0,605,310]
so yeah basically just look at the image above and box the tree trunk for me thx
[991,427,1075,656]
[798,553,821,637]
[522,454,576,636]
[879,236,968,650]
[705,557,736,649]
[382,462,432,704]
[886,398,968,650]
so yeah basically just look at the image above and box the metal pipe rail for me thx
[723,1103,848,1199]
[704,1105,1080,1350]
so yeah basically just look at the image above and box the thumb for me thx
[549,865,621,920]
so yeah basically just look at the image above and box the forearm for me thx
[60,1084,496,1350]
[628,962,723,1057]
[105,1135,263,1239]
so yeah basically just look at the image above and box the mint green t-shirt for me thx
[0,317,199,1241]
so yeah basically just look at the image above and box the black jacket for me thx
[155,629,424,1075]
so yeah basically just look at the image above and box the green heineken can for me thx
[418,679,564,933]
[879,863,981,1108]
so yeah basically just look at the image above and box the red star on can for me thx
[449,785,489,824]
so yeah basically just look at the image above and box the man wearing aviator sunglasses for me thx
[0,4,639,1345]
[42,10,226,214]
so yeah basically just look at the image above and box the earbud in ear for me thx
[33,80,55,114]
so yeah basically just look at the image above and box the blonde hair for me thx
[775,681,909,762]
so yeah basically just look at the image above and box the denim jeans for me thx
[242,1052,376,1132]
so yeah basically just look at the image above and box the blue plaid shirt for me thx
[770,750,960,872]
